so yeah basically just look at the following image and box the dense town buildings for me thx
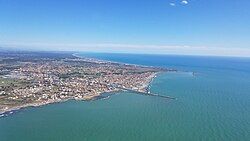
[0,52,164,114]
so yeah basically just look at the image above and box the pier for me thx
[117,87,176,100]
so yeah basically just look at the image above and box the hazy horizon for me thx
[1,0,250,57]
[1,45,250,58]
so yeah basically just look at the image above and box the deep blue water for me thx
[78,53,250,72]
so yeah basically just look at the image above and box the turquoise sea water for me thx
[1,53,250,141]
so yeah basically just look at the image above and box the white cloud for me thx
[1,42,250,57]
[169,3,176,6]
[181,0,188,5]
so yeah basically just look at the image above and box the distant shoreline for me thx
[73,53,160,69]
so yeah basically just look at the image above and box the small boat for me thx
[102,96,110,100]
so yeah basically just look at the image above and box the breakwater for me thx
[118,87,176,100]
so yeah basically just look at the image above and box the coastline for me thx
[0,73,158,117]
[0,99,69,116]
[73,53,161,69]
[146,72,162,93]
[73,53,181,73]
[0,53,160,117]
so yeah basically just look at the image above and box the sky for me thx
[0,0,250,57]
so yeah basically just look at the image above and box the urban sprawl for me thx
[0,52,169,114]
